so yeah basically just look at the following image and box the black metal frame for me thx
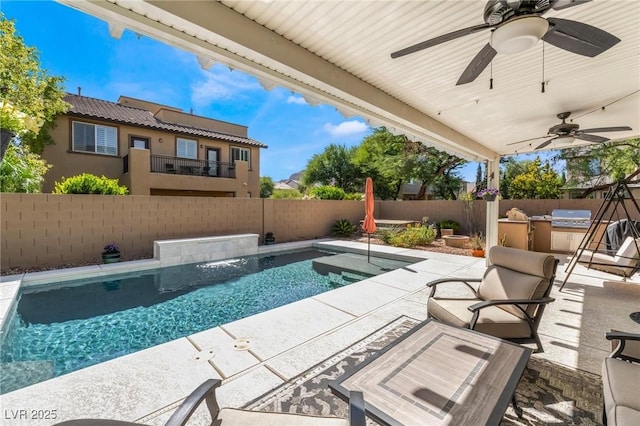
[164,379,366,426]
[54,379,366,426]
[560,180,640,291]
[602,331,640,424]
[605,330,640,363]
[426,257,559,353]
[150,154,236,178]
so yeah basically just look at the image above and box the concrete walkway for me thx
[1,240,639,425]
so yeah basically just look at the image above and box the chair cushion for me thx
[427,298,533,338]
[614,237,640,267]
[602,358,640,426]
[218,408,348,426]
[580,248,639,277]
[477,266,546,319]
[489,246,557,279]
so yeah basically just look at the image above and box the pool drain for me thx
[234,338,251,351]
[193,349,216,361]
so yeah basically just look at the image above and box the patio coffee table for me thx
[330,319,531,426]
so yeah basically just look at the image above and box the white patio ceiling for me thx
[58,0,640,162]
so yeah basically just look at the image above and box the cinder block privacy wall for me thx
[0,194,627,270]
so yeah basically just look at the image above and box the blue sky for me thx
[2,0,490,182]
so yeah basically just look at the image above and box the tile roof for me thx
[63,94,267,148]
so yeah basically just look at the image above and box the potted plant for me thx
[477,187,500,202]
[102,243,121,263]
[264,232,276,245]
[469,233,485,257]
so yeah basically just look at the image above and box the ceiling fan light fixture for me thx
[554,135,575,144]
[492,16,549,54]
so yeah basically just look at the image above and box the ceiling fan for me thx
[507,111,632,150]
[391,0,621,85]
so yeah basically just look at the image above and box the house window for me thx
[231,147,250,168]
[72,121,117,156]
[130,136,149,149]
[176,137,197,159]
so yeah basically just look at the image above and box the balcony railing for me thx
[150,154,236,178]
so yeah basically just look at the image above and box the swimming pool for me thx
[0,249,370,394]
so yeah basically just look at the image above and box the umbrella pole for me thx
[367,233,371,263]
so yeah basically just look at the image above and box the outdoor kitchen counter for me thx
[498,219,531,251]
[530,219,609,253]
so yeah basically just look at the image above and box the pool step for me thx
[312,253,413,278]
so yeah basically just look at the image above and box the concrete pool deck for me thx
[1,240,639,425]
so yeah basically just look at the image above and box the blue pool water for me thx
[0,249,359,394]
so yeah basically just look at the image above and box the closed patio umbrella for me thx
[362,177,377,262]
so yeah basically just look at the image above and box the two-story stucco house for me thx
[42,93,266,197]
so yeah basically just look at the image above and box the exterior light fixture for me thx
[492,16,549,54]
[555,136,575,144]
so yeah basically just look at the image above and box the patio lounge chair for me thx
[426,246,559,353]
[602,331,640,425]
[55,379,366,426]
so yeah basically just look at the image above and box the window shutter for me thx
[73,122,95,152]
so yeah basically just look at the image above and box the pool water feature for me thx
[0,249,373,394]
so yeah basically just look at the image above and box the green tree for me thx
[302,144,360,192]
[499,156,531,199]
[558,139,640,197]
[351,128,466,200]
[411,147,466,200]
[260,176,274,198]
[352,128,411,199]
[508,157,563,199]
[0,13,68,157]
[0,142,50,192]
[475,162,483,192]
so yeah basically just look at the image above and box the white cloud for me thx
[323,120,368,138]
[287,95,307,105]
[191,67,261,106]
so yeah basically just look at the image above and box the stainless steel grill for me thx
[551,209,591,228]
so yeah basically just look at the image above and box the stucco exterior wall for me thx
[41,116,261,196]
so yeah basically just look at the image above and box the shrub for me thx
[271,189,302,199]
[469,233,485,250]
[53,173,128,195]
[310,185,345,200]
[439,219,461,234]
[332,219,357,237]
[378,227,401,244]
[343,192,364,201]
[389,225,436,248]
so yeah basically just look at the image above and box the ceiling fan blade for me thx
[579,126,632,133]
[550,0,592,11]
[543,18,621,57]
[535,138,556,150]
[391,23,492,58]
[575,133,609,143]
[506,135,550,145]
[456,43,497,85]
